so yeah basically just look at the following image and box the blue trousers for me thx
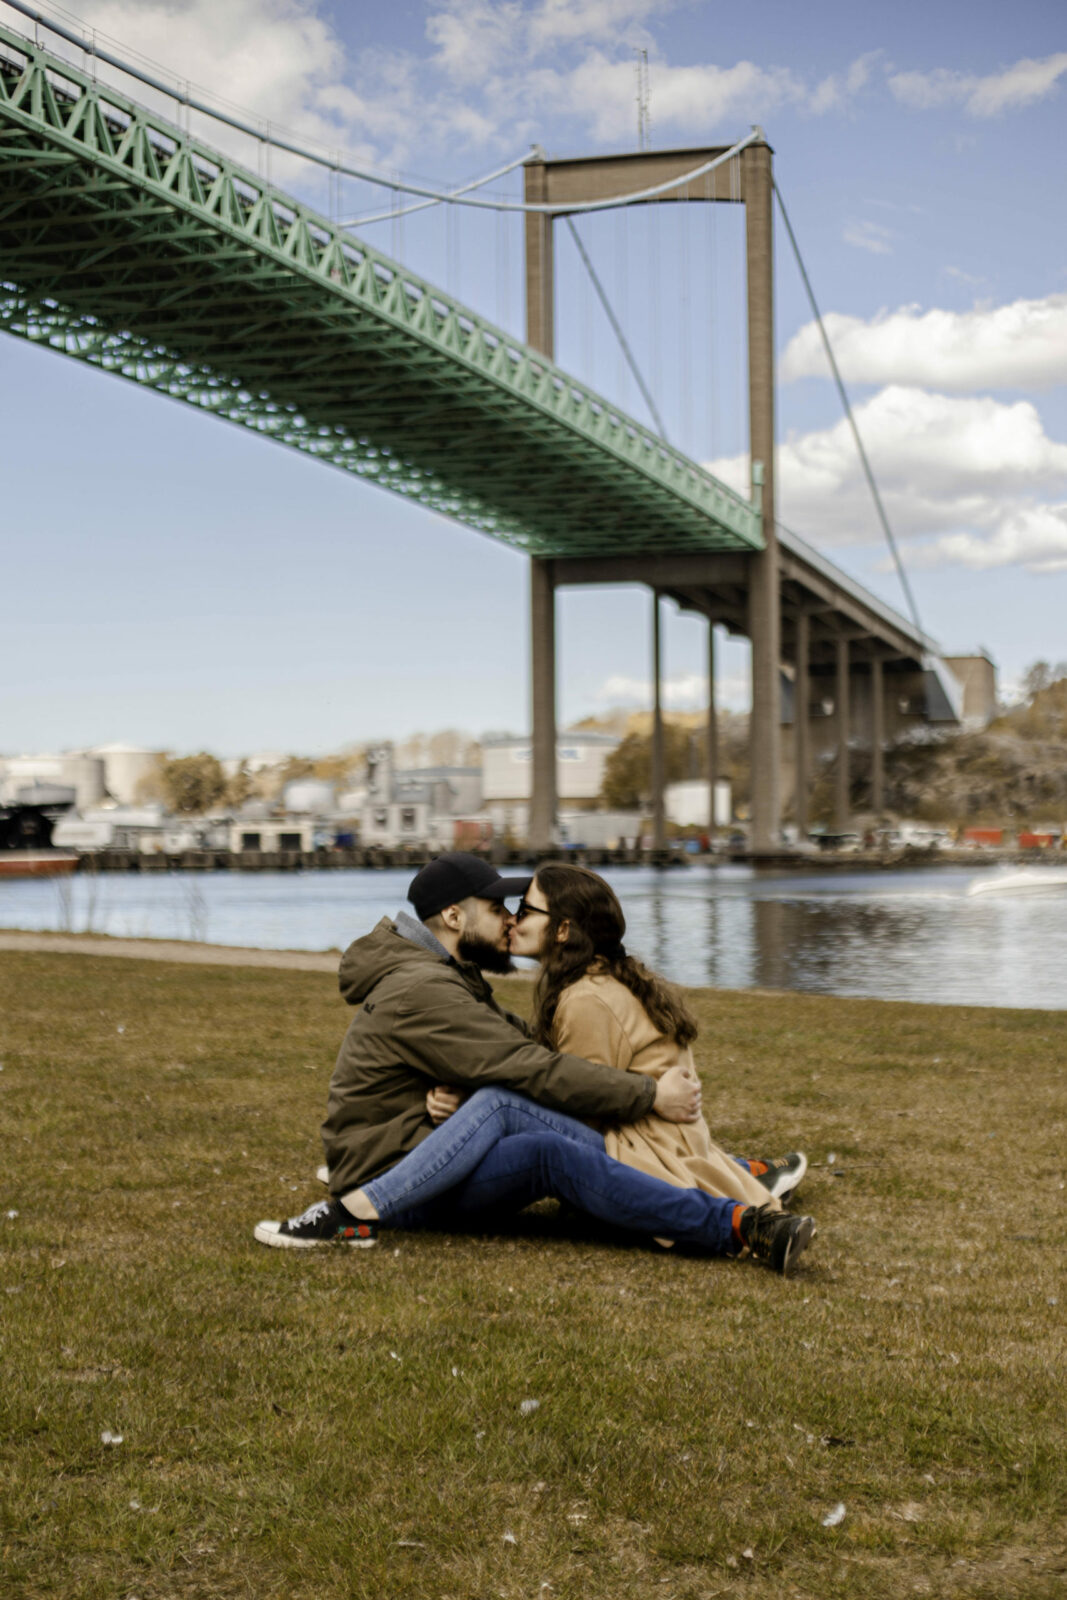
[362,1086,739,1255]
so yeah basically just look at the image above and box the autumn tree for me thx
[225,760,253,808]
[600,724,703,808]
[159,753,227,815]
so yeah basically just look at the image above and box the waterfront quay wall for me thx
[69,844,692,874]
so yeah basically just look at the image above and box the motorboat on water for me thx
[967,866,1067,896]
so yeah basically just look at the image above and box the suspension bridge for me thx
[0,6,960,852]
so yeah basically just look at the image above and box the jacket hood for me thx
[338,916,447,1005]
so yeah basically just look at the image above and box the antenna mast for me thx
[635,48,651,149]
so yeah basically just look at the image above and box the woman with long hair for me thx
[257,862,816,1273]
[512,861,807,1215]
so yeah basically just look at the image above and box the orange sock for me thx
[748,1160,768,1177]
[731,1204,747,1251]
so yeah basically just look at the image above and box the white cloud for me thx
[911,505,1067,573]
[944,265,985,289]
[67,0,411,173]
[427,1,523,83]
[593,671,750,711]
[842,220,893,255]
[540,51,807,142]
[809,50,880,115]
[781,293,1067,391]
[889,52,1067,116]
[527,0,675,52]
[709,386,1067,573]
[398,2,878,148]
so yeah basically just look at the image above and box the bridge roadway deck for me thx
[0,19,761,561]
[0,14,947,714]
[552,523,945,678]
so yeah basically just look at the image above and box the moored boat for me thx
[0,849,78,879]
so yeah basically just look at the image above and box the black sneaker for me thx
[738,1202,816,1276]
[751,1151,808,1200]
[254,1199,378,1250]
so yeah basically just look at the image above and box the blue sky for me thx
[2,0,1065,756]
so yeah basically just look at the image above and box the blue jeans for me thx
[363,1086,740,1256]
[362,1086,602,1218]
[394,1135,739,1255]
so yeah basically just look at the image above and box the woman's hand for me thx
[652,1064,701,1123]
[426,1085,466,1125]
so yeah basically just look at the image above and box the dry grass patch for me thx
[1,951,1065,1599]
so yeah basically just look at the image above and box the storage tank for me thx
[282,779,336,814]
[1,754,106,809]
[88,744,164,804]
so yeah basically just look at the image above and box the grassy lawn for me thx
[1,950,1065,1600]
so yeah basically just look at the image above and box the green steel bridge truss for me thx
[0,21,761,559]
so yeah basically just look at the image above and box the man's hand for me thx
[426,1085,466,1125]
[652,1064,701,1123]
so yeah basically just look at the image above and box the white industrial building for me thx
[665,780,733,828]
[0,752,106,810]
[229,816,316,853]
[481,732,619,841]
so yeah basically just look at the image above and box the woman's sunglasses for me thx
[514,898,550,922]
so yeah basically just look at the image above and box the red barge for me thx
[0,849,78,878]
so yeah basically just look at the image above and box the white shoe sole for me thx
[780,1217,816,1278]
[316,1165,330,1186]
[253,1220,376,1250]
[765,1151,808,1200]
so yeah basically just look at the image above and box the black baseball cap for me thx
[408,853,532,922]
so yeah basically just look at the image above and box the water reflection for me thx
[1,862,1065,1009]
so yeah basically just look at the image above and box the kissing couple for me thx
[256,853,816,1275]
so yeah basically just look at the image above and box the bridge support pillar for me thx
[744,140,781,853]
[835,636,851,830]
[651,589,666,852]
[871,655,885,814]
[524,159,558,854]
[794,610,810,840]
[706,623,718,834]
[529,558,557,852]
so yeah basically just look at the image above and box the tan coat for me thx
[552,969,777,1210]
[323,920,655,1197]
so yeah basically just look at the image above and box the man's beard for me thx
[457,931,514,975]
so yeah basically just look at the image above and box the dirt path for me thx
[0,930,339,973]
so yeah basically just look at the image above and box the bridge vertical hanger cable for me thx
[733,152,744,471]
[563,215,668,441]
[705,168,716,461]
[772,178,924,638]
[679,201,691,459]
[615,208,627,400]
[650,200,662,422]
[582,223,594,383]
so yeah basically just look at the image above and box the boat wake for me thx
[967,867,1067,897]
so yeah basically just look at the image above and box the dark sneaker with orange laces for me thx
[254,1199,378,1250]
[750,1151,808,1200]
[738,1202,816,1276]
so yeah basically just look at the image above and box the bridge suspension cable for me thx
[772,177,924,639]
[563,215,668,441]
[342,149,532,228]
[2,2,760,215]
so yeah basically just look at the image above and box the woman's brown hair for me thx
[530,862,698,1049]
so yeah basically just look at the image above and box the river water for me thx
[2,863,1066,1009]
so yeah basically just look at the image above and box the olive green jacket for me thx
[321,916,657,1196]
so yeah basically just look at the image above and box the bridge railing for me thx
[0,17,762,550]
